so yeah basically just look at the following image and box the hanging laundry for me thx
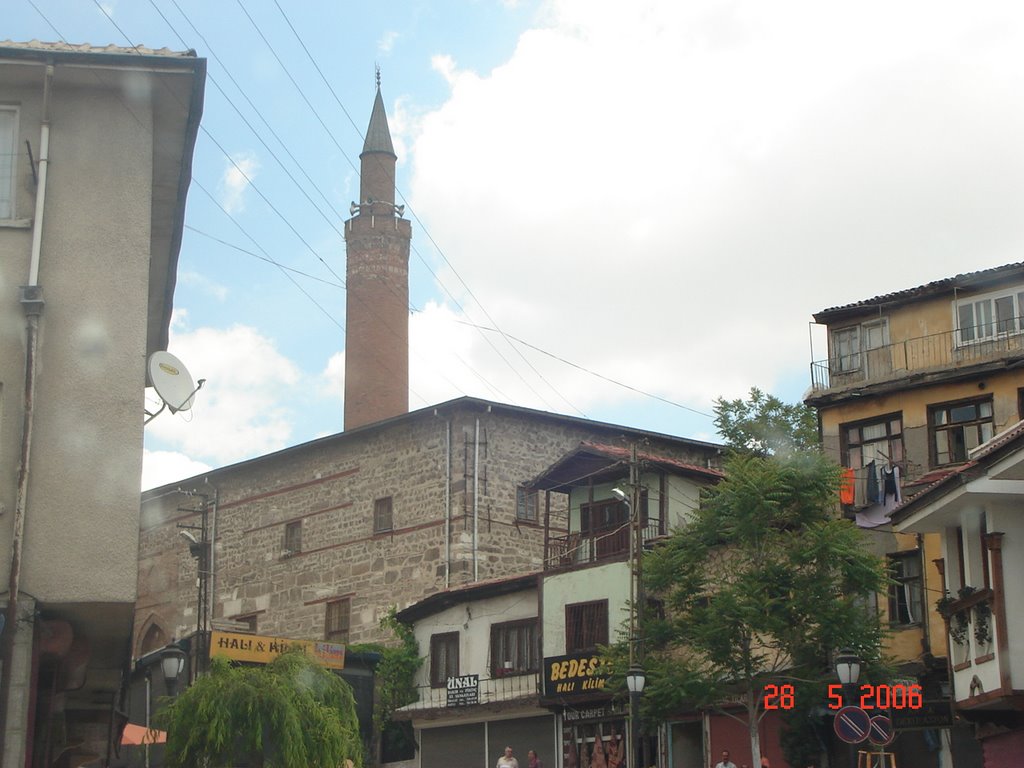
[840,467,855,505]
[882,465,901,504]
[866,460,879,505]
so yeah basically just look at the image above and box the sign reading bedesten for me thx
[543,653,609,697]
[210,630,345,669]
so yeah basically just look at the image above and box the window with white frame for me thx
[0,107,17,220]
[956,287,1024,344]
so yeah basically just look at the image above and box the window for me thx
[888,551,923,626]
[566,600,608,652]
[283,520,302,555]
[832,326,861,372]
[929,397,994,466]
[490,619,538,676]
[0,107,15,219]
[430,632,459,687]
[831,320,888,374]
[956,288,1024,343]
[234,613,258,633]
[325,598,350,643]
[842,413,904,469]
[374,496,393,533]
[516,486,539,521]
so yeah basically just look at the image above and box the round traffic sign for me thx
[868,714,895,746]
[834,705,870,744]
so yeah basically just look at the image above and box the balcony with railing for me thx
[939,587,1002,704]
[545,521,664,570]
[398,671,540,712]
[809,323,1024,395]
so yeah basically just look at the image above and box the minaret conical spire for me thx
[343,74,411,431]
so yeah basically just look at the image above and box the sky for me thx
[8,1,1024,490]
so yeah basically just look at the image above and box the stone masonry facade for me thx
[134,397,722,653]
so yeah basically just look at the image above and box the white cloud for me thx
[319,351,345,402]
[142,449,212,491]
[144,325,301,468]
[219,152,260,214]
[408,0,1024,418]
[378,30,399,55]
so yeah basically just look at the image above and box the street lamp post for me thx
[626,664,646,768]
[614,449,645,768]
[835,650,861,768]
[140,643,187,768]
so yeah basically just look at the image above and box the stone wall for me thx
[135,399,721,653]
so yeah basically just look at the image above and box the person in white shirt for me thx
[497,746,519,768]
[714,750,738,768]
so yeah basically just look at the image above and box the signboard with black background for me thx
[446,674,479,706]
[543,653,610,698]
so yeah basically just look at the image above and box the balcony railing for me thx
[810,325,1024,394]
[399,671,539,711]
[546,522,664,570]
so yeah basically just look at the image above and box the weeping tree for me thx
[641,449,887,768]
[157,649,363,768]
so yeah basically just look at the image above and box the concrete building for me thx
[806,262,1024,766]
[0,41,204,768]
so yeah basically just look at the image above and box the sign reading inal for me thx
[210,630,346,669]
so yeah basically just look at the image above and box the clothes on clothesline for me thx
[847,462,902,528]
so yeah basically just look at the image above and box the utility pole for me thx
[177,491,210,681]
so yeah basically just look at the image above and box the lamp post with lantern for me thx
[834,649,862,768]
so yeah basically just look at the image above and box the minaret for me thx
[344,74,412,430]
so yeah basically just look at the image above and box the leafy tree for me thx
[158,649,363,768]
[641,449,887,768]
[713,387,819,456]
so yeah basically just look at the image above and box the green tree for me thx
[713,387,819,456]
[158,649,363,768]
[642,449,886,768]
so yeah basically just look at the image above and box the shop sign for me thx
[446,674,479,706]
[562,704,625,722]
[543,653,609,697]
[210,630,345,669]
[891,700,954,731]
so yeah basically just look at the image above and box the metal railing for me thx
[398,671,540,711]
[810,324,1024,393]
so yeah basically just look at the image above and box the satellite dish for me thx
[145,351,204,424]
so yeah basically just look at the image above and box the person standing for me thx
[714,751,738,768]
[497,746,520,768]
[528,750,543,768]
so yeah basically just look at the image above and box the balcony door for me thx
[580,499,629,559]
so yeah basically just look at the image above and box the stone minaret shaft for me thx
[344,85,411,430]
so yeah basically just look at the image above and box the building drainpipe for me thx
[0,61,52,765]
[473,418,480,582]
[445,419,451,589]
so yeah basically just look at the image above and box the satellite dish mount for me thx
[145,351,204,425]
